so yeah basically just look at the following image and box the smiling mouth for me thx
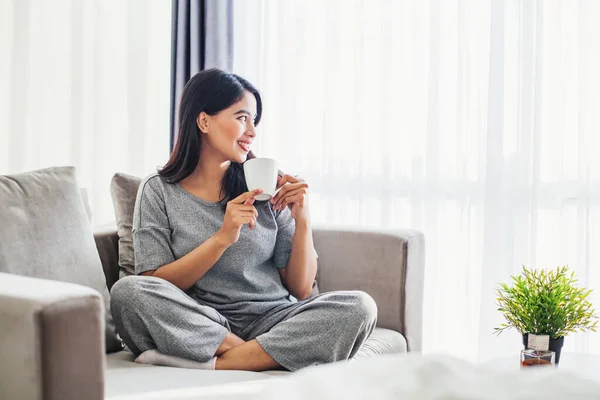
[237,141,251,152]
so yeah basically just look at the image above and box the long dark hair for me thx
[159,69,262,205]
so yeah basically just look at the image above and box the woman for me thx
[110,69,377,371]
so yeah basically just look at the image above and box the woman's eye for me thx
[238,116,247,122]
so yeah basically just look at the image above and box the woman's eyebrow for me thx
[233,109,252,116]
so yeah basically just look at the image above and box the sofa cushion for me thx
[94,226,121,292]
[353,327,407,360]
[0,166,123,353]
[103,327,404,397]
[105,350,272,398]
[110,173,142,277]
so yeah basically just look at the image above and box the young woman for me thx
[110,69,377,371]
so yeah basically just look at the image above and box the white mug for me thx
[243,157,279,201]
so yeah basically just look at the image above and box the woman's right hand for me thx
[216,188,263,246]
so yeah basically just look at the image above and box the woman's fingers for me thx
[235,204,258,214]
[273,188,293,210]
[234,215,254,226]
[271,182,308,206]
[233,210,258,228]
[233,211,258,229]
[276,174,300,189]
[273,187,307,210]
[231,188,263,205]
[280,193,304,211]
[236,209,257,216]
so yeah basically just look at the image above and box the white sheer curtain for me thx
[233,0,600,361]
[0,0,171,225]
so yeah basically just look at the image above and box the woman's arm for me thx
[279,219,318,300]
[271,174,317,300]
[141,232,230,291]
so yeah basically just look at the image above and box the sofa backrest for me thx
[94,228,121,291]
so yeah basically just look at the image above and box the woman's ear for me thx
[197,112,210,134]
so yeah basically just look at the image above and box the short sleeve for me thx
[272,207,296,269]
[132,177,175,274]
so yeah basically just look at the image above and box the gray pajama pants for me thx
[110,276,377,371]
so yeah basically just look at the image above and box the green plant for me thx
[494,266,598,339]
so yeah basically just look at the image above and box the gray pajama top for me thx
[132,174,297,331]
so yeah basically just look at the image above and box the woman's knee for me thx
[346,291,378,325]
[110,275,167,310]
[317,290,378,326]
[111,275,141,305]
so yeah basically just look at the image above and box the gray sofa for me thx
[2,228,424,399]
[0,168,425,399]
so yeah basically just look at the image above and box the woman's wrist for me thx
[212,229,233,250]
[294,217,311,231]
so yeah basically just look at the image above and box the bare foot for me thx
[215,332,246,356]
[215,339,281,371]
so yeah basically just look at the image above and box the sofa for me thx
[0,167,425,400]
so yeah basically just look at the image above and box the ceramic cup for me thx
[243,157,279,201]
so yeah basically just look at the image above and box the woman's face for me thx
[199,90,257,164]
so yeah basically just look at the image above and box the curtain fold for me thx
[170,0,233,151]
[0,0,171,226]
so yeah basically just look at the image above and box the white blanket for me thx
[253,353,600,400]
[111,353,600,400]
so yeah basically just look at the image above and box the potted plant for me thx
[494,266,598,365]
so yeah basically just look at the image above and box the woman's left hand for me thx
[271,174,310,221]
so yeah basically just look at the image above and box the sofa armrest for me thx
[0,272,105,400]
[312,228,425,351]
[93,225,120,292]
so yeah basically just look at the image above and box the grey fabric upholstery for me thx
[313,228,425,351]
[105,350,272,398]
[353,327,407,360]
[110,173,142,277]
[0,273,105,400]
[0,167,123,353]
[94,225,121,292]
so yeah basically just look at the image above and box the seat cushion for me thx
[353,327,407,360]
[104,327,404,397]
[105,350,273,399]
[0,166,123,353]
